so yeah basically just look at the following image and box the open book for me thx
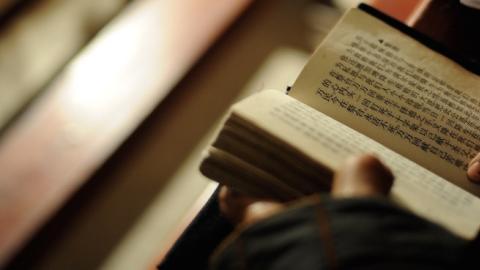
[200,5,480,239]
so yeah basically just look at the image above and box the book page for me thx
[232,90,480,239]
[290,8,480,197]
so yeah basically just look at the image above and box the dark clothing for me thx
[210,196,478,270]
[158,188,233,270]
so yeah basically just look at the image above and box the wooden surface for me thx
[370,0,430,24]
[0,0,250,266]
[0,0,129,131]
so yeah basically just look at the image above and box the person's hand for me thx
[219,154,394,226]
[467,153,480,183]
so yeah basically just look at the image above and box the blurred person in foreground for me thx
[210,154,480,269]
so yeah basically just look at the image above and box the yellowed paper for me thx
[291,8,480,197]
[233,90,480,239]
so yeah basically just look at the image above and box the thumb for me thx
[467,152,480,183]
[332,154,394,198]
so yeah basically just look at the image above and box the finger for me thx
[218,186,256,224]
[332,154,394,198]
[218,186,284,225]
[467,153,480,183]
[242,201,284,225]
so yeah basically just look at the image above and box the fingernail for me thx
[467,161,480,183]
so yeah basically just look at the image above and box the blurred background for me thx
[0,0,477,269]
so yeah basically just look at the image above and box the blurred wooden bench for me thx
[0,0,250,268]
